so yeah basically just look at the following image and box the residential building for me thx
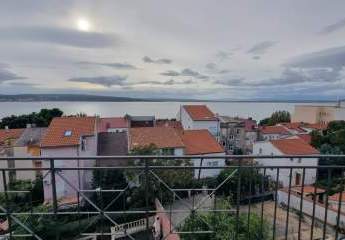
[98,117,128,133]
[292,101,345,124]
[0,128,25,191]
[97,131,128,166]
[13,127,47,181]
[41,117,98,204]
[177,105,220,138]
[155,119,183,132]
[259,125,290,141]
[125,115,155,128]
[253,138,319,187]
[180,130,225,178]
[129,127,185,155]
[218,116,257,154]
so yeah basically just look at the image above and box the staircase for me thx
[110,217,154,239]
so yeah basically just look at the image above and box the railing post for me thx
[50,159,59,240]
[235,157,242,240]
[2,169,12,239]
[144,158,150,239]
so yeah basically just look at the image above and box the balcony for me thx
[0,155,345,240]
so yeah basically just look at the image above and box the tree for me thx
[259,110,290,126]
[0,108,63,129]
[181,201,270,240]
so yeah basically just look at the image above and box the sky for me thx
[1,0,345,100]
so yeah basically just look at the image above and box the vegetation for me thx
[259,110,290,126]
[0,108,63,129]
[181,201,270,240]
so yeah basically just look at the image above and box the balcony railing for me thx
[0,155,345,240]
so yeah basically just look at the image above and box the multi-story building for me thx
[177,105,220,139]
[218,116,246,154]
[292,100,345,124]
[41,117,98,204]
[259,125,290,141]
[253,138,319,187]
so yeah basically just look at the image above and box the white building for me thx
[259,126,291,141]
[41,117,98,204]
[177,105,220,139]
[253,138,319,187]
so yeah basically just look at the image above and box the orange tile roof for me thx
[305,123,328,130]
[41,117,96,147]
[0,128,25,145]
[290,185,325,194]
[129,127,185,149]
[98,117,128,132]
[261,126,290,135]
[183,105,217,121]
[271,138,319,155]
[280,122,306,133]
[180,129,224,155]
[297,134,312,143]
[156,120,183,131]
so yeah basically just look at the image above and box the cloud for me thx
[5,82,38,87]
[247,41,276,54]
[0,65,26,83]
[142,56,172,64]
[78,61,137,69]
[139,79,194,85]
[214,77,245,86]
[216,51,233,61]
[160,68,208,79]
[252,56,261,60]
[68,75,127,87]
[319,18,345,35]
[205,63,217,70]
[0,26,118,48]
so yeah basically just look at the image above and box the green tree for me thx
[0,108,63,129]
[259,110,290,126]
[181,201,270,240]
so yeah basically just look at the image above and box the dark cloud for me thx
[142,56,172,64]
[252,56,261,60]
[0,65,26,83]
[78,61,137,69]
[214,77,245,86]
[6,82,38,87]
[68,75,127,87]
[216,51,233,61]
[139,79,194,85]
[0,26,118,48]
[205,63,217,70]
[319,18,345,35]
[160,68,208,79]
[247,41,276,54]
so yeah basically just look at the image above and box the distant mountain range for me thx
[0,94,337,103]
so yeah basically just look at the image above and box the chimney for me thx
[4,126,9,131]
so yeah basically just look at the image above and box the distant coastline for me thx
[0,94,337,103]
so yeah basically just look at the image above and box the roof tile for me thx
[183,105,217,121]
[271,138,319,155]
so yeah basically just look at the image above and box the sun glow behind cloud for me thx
[76,18,91,32]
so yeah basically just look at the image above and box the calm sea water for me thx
[0,101,334,121]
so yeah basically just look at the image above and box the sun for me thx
[77,18,91,32]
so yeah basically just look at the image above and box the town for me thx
[1,101,345,239]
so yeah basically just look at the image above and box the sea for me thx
[0,101,334,121]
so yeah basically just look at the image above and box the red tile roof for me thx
[297,134,312,144]
[261,126,290,135]
[129,127,185,149]
[41,117,96,147]
[0,128,25,145]
[98,117,128,132]
[329,192,345,201]
[183,105,217,121]
[305,123,327,130]
[156,120,183,131]
[271,138,319,155]
[280,122,306,133]
[180,130,224,155]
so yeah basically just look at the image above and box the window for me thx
[162,148,175,155]
[81,137,86,151]
[298,158,302,163]
[64,130,72,136]
[207,162,212,166]
[212,161,218,166]
[259,148,263,154]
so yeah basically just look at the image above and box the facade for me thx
[41,117,98,204]
[97,131,128,166]
[126,115,155,128]
[98,117,128,133]
[177,105,220,138]
[13,127,47,181]
[292,101,345,124]
[180,129,225,178]
[253,138,319,187]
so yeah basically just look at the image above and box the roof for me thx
[41,117,96,148]
[297,134,312,144]
[304,123,327,130]
[260,126,290,135]
[270,138,319,155]
[98,117,128,132]
[290,186,325,194]
[15,127,47,147]
[329,192,345,201]
[129,127,185,149]
[97,132,128,156]
[244,118,257,131]
[183,105,217,121]
[280,122,306,133]
[156,120,183,131]
[0,128,25,145]
[126,115,155,121]
[180,129,224,155]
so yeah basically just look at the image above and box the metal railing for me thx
[0,155,344,240]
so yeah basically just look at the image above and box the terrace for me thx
[0,155,345,240]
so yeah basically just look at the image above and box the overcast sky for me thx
[1,0,345,100]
